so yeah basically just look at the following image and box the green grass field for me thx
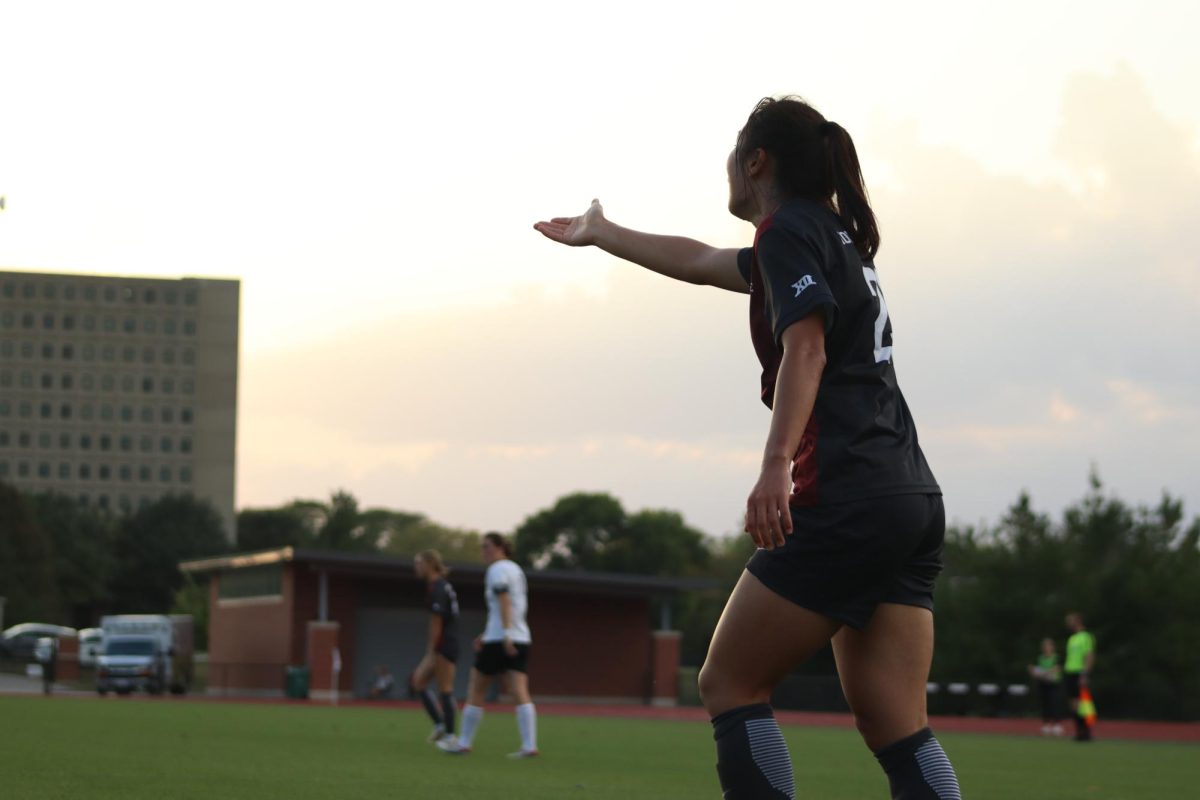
[0,696,1195,799]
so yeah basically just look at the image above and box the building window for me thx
[38,462,51,479]
[104,286,116,302]
[21,312,34,329]
[143,289,157,304]
[39,403,51,419]
[64,285,76,301]
[41,344,54,359]
[0,401,8,418]
[82,344,95,361]
[0,372,10,389]
[81,404,94,421]
[103,316,116,332]
[64,314,76,331]
[18,402,31,419]
[120,406,133,422]
[165,289,178,305]
[164,319,177,335]
[17,461,30,477]
[139,436,152,453]
[101,375,115,392]
[22,283,35,299]
[122,287,135,303]
[79,464,91,480]
[100,405,114,423]
[61,374,73,390]
[123,317,136,333]
[102,345,115,362]
[122,346,135,363]
[119,435,132,452]
[142,377,154,393]
[182,349,195,366]
[180,437,192,454]
[140,407,153,423]
[20,372,32,388]
[99,434,111,451]
[99,465,111,481]
[161,437,173,453]
[118,495,132,512]
[182,379,194,395]
[59,433,70,449]
[38,432,51,449]
[83,315,96,332]
[82,374,95,391]
[58,463,70,479]
[0,340,10,356]
[60,404,71,420]
[142,347,156,364]
[97,495,110,510]
[183,288,197,306]
[159,466,171,483]
[144,318,157,335]
[121,375,134,393]
[161,407,174,424]
[20,342,33,359]
[78,494,90,506]
[163,348,175,365]
[1,281,13,298]
[139,465,151,482]
[41,373,52,389]
[83,286,97,302]
[80,435,92,450]
[181,408,194,424]
[183,320,197,336]
[0,461,8,478]
[18,431,31,447]
[43,283,56,300]
[218,565,283,600]
[42,312,55,330]
[119,465,132,482]
[62,344,74,359]
[162,377,175,394]
[0,431,8,446]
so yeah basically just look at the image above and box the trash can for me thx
[285,666,310,699]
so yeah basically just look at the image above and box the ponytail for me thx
[415,549,449,577]
[736,97,881,260]
[822,121,880,260]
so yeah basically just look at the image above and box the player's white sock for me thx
[458,704,484,748]
[516,702,537,752]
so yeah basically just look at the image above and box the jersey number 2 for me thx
[862,267,893,363]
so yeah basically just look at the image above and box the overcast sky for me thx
[1,1,1197,536]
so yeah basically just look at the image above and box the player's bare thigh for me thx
[832,602,933,751]
[412,653,437,689]
[698,570,841,716]
[434,654,456,693]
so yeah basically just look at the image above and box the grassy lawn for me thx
[0,695,1195,799]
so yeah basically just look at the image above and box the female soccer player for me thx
[438,532,538,758]
[535,96,961,799]
[411,549,459,744]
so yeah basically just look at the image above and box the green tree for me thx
[109,494,228,613]
[513,492,628,570]
[0,481,60,624]
[236,506,311,551]
[170,576,210,651]
[28,491,117,628]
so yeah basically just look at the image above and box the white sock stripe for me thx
[914,738,962,800]
[744,718,796,799]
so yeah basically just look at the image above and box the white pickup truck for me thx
[96,615,193,696]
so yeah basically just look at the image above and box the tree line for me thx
[1,473,1197,719]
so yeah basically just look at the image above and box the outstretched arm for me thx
[534,199,749,294]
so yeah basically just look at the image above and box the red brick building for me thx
[180,547,709,705]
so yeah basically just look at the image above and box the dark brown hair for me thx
[483,531,513,559]
[735,96,880,259]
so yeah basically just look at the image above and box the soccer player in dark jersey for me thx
[535,96,961,799]
[411,549,460,744]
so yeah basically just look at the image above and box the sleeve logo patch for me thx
[792,275,816,297]
[837,231,852,245]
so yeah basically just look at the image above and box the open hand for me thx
[745,458,794,550]
[533,198,606,246]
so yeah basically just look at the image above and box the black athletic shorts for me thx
[1063,673,1083,700]
[746,493,944,630]
[474,642,531,676]
[436,637,459,665]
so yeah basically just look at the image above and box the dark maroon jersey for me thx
[737,198,940,507]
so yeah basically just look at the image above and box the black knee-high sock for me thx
[711,703,795,799]
[419,688,443,726]
[874,727,961,800]
[440,692,457,735]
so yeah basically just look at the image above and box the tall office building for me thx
[0,270,239,539]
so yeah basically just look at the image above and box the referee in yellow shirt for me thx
[1063,612,1096,741]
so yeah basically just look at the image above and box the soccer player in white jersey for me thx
[438,532,538,757]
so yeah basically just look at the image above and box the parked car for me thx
[0,623,77,660]
[79,628,104,668]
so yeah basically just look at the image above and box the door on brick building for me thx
[353,606,484,699]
